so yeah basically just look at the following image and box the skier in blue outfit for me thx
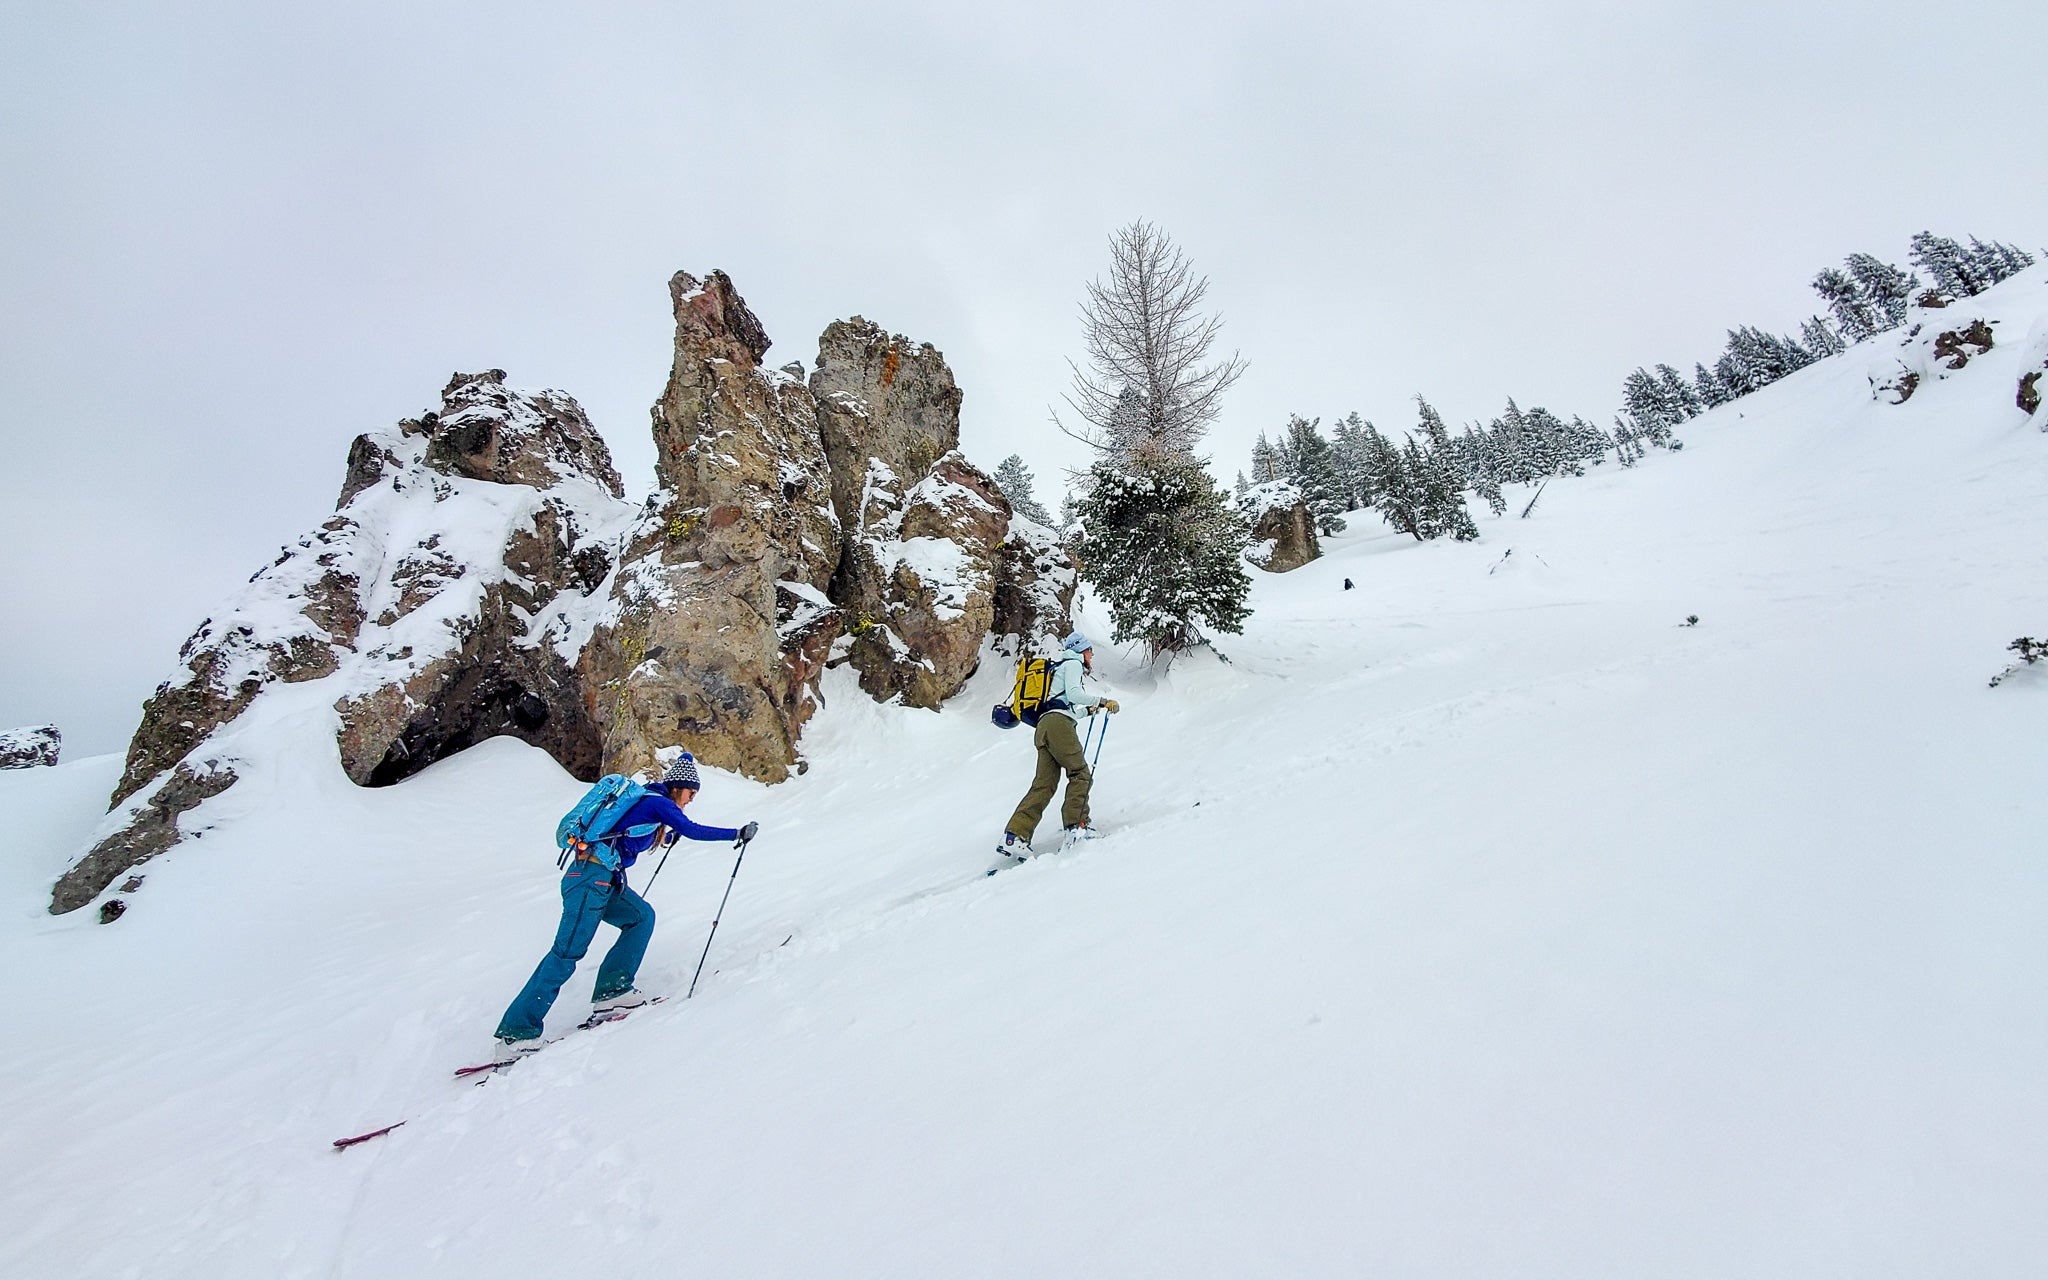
[494,753,757,1054]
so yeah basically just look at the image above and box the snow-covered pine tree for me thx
[991,454,1055,525]
[1393,399,1479,540]
[1279,415,1348,534]
[1471,442,1507,516]
[1415,439,1479,541]
[1415,395,1455,456]
[1962,237,2008,293]
[1844,253,1917,330]
[1993,241,2036,279]
[1910,231,1976,300]
[1072,453,1250,658]
[1494,398,1535,483]
[1525,406,1586,476]
[1800,315,1845,358]
[1249,431,1280,483]
[1372,435,1423,539]
[1812,266,1878,343]
[1234,470,1249,500]
[1655,364,1704,418]
[1694,361,1732,409]
[1569,414,1619,462]
[1612,417,1640,467]
[1715,345,1753,399]
[1330,412,1376,510]
[1057,491,1079,536]
[1622,368,1677,446]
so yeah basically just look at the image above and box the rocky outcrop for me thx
[582,271,845,783]
[61,270,1081,911]
[56,372,634,913]
[1932,319,1994,370]
[51,759,235,915]
[1241,480,1321,572]
[811,318,964,532]
[992,518,1080,653]
[1873,306,2002,405]
[837,452,1011,708]
[1,725,60,769]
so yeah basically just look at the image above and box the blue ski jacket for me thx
[608,792,741,867]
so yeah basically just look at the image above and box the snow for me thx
[5,270,2048,1277]
[1239,476,1302,523]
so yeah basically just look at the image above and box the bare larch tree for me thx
[1057,221,1246,463]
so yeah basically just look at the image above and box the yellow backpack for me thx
[992,655,1055,729]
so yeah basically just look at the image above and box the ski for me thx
[452,997,667,1079]
[332,1121,403,1150]
[334,997,669,1149]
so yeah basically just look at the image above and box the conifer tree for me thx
[1800,316,1845,359]
[1355,418,1404,514]
[1844,253,1917,330]
[1415,441,1479,541]
[1072,453,1250,658]
[1249,431,1280,483]
[1910,231,1976,299]
[1655,364,1704,418]
[991,454,1054,525]
[1494,398,1534,482]
[1279,415,1348,533]
[1057,491,1079,536]
[1812,266,1878,342]
[1234,470,1249,500]
[1694,361,1731,408]
[1622,368,1677,445]
[1330,413,1376,509]
[1059,222,1245,461]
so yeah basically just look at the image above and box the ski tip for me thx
[333,1121,404,1150]
[453,1060,511,1078]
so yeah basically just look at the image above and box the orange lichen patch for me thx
[880,346,902,388]
[706,505,743,530]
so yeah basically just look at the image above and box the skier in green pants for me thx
[1001,631,1119,855]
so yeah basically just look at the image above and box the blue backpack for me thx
[555,774,658,870]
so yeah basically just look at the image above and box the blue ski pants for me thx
[495,861,655,1041]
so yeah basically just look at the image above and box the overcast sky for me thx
[3,0,2041,758]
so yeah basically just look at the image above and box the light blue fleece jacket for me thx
[1042,651,1106,723]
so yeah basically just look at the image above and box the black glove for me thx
[737,821,759,844]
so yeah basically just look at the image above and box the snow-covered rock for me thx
[0,724,60,769]
[1239,479,1320,572]
[582,270,845,784]
[992,515,1079,653]
[1870,298,2004,404]
[53,371,635,914]
[837,452,1012,708]
[55,270,1080,912]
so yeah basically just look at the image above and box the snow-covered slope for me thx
[5,270,2046,1278]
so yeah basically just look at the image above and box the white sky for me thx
[4,0,2042,757]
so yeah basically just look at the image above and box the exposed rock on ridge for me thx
[58,271,1080,914]
[1,725,61,770]
[1241,480,1321,573]
[56,372,634,914]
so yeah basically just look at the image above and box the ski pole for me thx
[687,837,752,999]
[640,832,680,897]
[1081,714,1097,758]
[1090,712,1110,772]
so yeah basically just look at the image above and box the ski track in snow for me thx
[4,269,2048,1277]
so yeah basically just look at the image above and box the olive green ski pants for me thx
[1005,712,1091,842]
